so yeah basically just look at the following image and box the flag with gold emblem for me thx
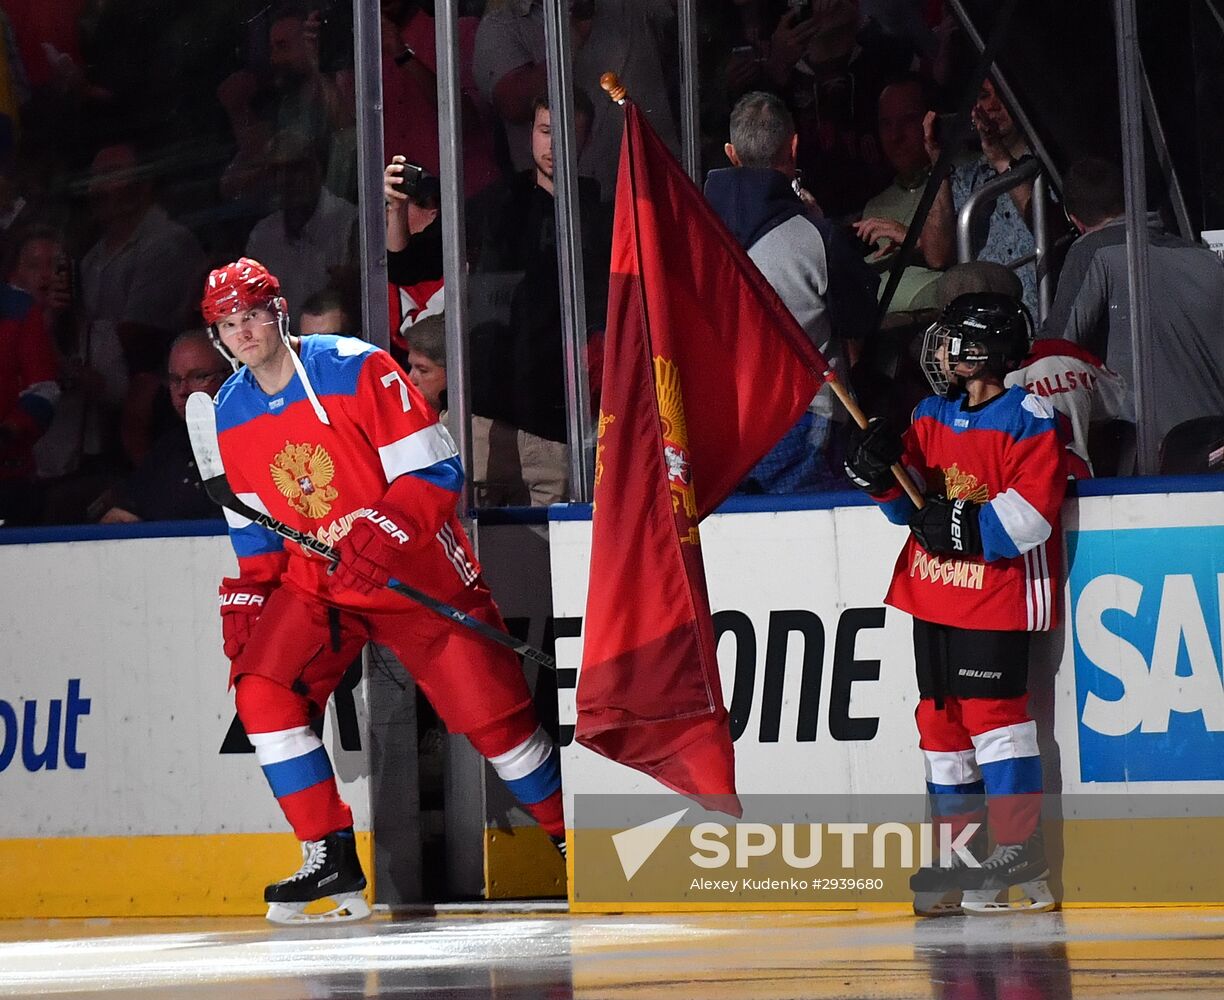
[576,100,835,811]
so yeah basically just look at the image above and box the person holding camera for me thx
[918,77,1038,317]
[381,0,499,201]
[384,154,444,360]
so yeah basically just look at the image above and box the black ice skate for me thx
[550,833,568,861]
[959,830,1054,916]
[910,825,985,917]
[264,830,371,925]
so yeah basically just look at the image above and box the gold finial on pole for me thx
[600,72,627,105]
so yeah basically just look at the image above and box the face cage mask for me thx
[920,321,992,399]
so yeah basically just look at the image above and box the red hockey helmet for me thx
[201,257,282,325]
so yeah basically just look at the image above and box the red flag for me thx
[576,102,834,812]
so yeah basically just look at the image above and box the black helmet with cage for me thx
[920,292,1033,399]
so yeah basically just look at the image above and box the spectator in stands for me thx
[97,330,227,524]
[473,0,679,199]
[0,149,38,254]
[8,225,72,340]
[705,90,878,492]
[384,155,443,359]
[466,90,610,506]
[245,129,358,330]
[80,142,206,466]
[14,225,122,522]
[763,0,915,219]
[404,311,448,416]
[382,0,499,199]
[0,279,58,526]
[920,77,1039,316]
[1046,156,1224,454]
[217,2,357,206]
[300,287,356,336]
[853,73,944,313]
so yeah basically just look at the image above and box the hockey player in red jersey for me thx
[201,258,564,923]
[844,293,1064,916]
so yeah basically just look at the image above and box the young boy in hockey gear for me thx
[201,259,565,923]
[844,293,1064,916]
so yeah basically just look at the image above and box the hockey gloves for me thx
[844,417,904,494]
[218,578,271,660]
[331,507,415,595]
[908,496,983,557]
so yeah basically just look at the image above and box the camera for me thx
[398,161,441,207]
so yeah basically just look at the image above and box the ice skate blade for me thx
[266,893,372,925]
[961,878,1054,916]
[912,891,963,918]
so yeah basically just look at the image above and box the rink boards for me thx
[0,527,374,917]
[2,477,1222,916]
[547,479,1224,910]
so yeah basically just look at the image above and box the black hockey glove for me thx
[908,496,983,557]
[843,417,904,494]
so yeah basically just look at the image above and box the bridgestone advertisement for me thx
[550,489,1224,910]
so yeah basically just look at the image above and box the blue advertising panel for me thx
[1069,526,1224,782]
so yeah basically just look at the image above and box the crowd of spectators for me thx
[0,0,1220,528]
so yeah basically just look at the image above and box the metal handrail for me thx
[542,0,593,502]
[435,2,475,512]
[955,155,1039,262]
[1032,172,1053,321]
[353,0,389,351]
[678,0,700,184]
[955,157,1050,322]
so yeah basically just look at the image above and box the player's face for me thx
[935,334,985,393]
[215,306,283,371]
[407,349,446,412]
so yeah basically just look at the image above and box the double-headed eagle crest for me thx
[654,355,699,544]
[941,463,991,504]
[270,441,339,519]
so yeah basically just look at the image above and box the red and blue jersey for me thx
[874,386,1067,632]
[214,334,479,607]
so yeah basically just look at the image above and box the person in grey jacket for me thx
[704,90,879,492]
[1046,156,1224,450]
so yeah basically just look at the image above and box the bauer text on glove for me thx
[218,578,272,660]
[331,507,415,595]
[908,496,983,557]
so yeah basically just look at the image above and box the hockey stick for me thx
[185,392,556,670]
